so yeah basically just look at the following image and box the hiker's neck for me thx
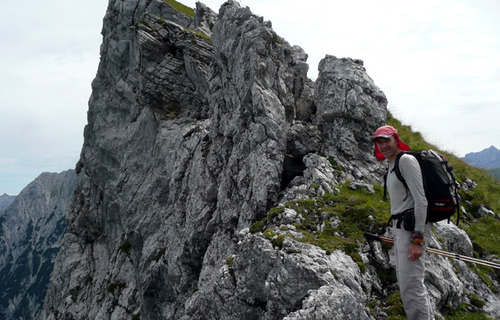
[387,149,403,163]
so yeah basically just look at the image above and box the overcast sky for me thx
[1,0,499,195]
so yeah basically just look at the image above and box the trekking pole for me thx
[364,232,500,270]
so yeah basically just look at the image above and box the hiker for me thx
[373,125,434,320]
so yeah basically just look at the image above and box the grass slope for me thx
[487,168,500,181]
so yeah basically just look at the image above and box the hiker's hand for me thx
[409,243,423,261]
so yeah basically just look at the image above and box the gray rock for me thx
[349,182,375,194]
[478,205,496,217]
[462,177,477,191]
[433,220,473,256]
[314,55,387,161]
[37,1,500,320]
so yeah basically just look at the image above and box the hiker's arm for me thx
[399,154,427,232]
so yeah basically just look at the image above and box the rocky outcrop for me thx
[39,1,499,320]
[0,170,76,319]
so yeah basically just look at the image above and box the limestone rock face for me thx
[39,1,499,320]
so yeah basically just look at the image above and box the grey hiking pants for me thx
[393,225,434,320]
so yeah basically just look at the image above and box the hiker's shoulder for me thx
[398,152,419,166]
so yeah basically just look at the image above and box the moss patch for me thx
[385,290,406,319]
[441,303,494,320]
[163,0,194,17]
[250,220,265,233]
[120,241,132,254]
[226,256,234,268]
[185,27,211,42]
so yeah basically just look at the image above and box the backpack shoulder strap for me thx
[383,171,388,200]
[383,151,411,200]
[392,151,409,190]
[392,151,414,200]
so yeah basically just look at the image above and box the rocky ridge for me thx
[39,1,499,319]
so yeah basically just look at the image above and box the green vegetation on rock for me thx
[253,183,391,272]
[163,0,194,17]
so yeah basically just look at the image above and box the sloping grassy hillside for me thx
[488,168,500,181]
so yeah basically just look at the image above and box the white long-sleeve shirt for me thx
[387,153,427,232]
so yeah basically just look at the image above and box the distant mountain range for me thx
[0,194,16,210]
[462,145,500,180]
[462,145,500,169]
[0,170,76,319]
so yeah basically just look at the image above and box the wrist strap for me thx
[411,231,425,245]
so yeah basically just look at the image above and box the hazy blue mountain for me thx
[462,145,500,169]
[0,193,16,210]
[0,170,76,319]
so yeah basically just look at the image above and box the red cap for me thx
[373,125,410,161]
